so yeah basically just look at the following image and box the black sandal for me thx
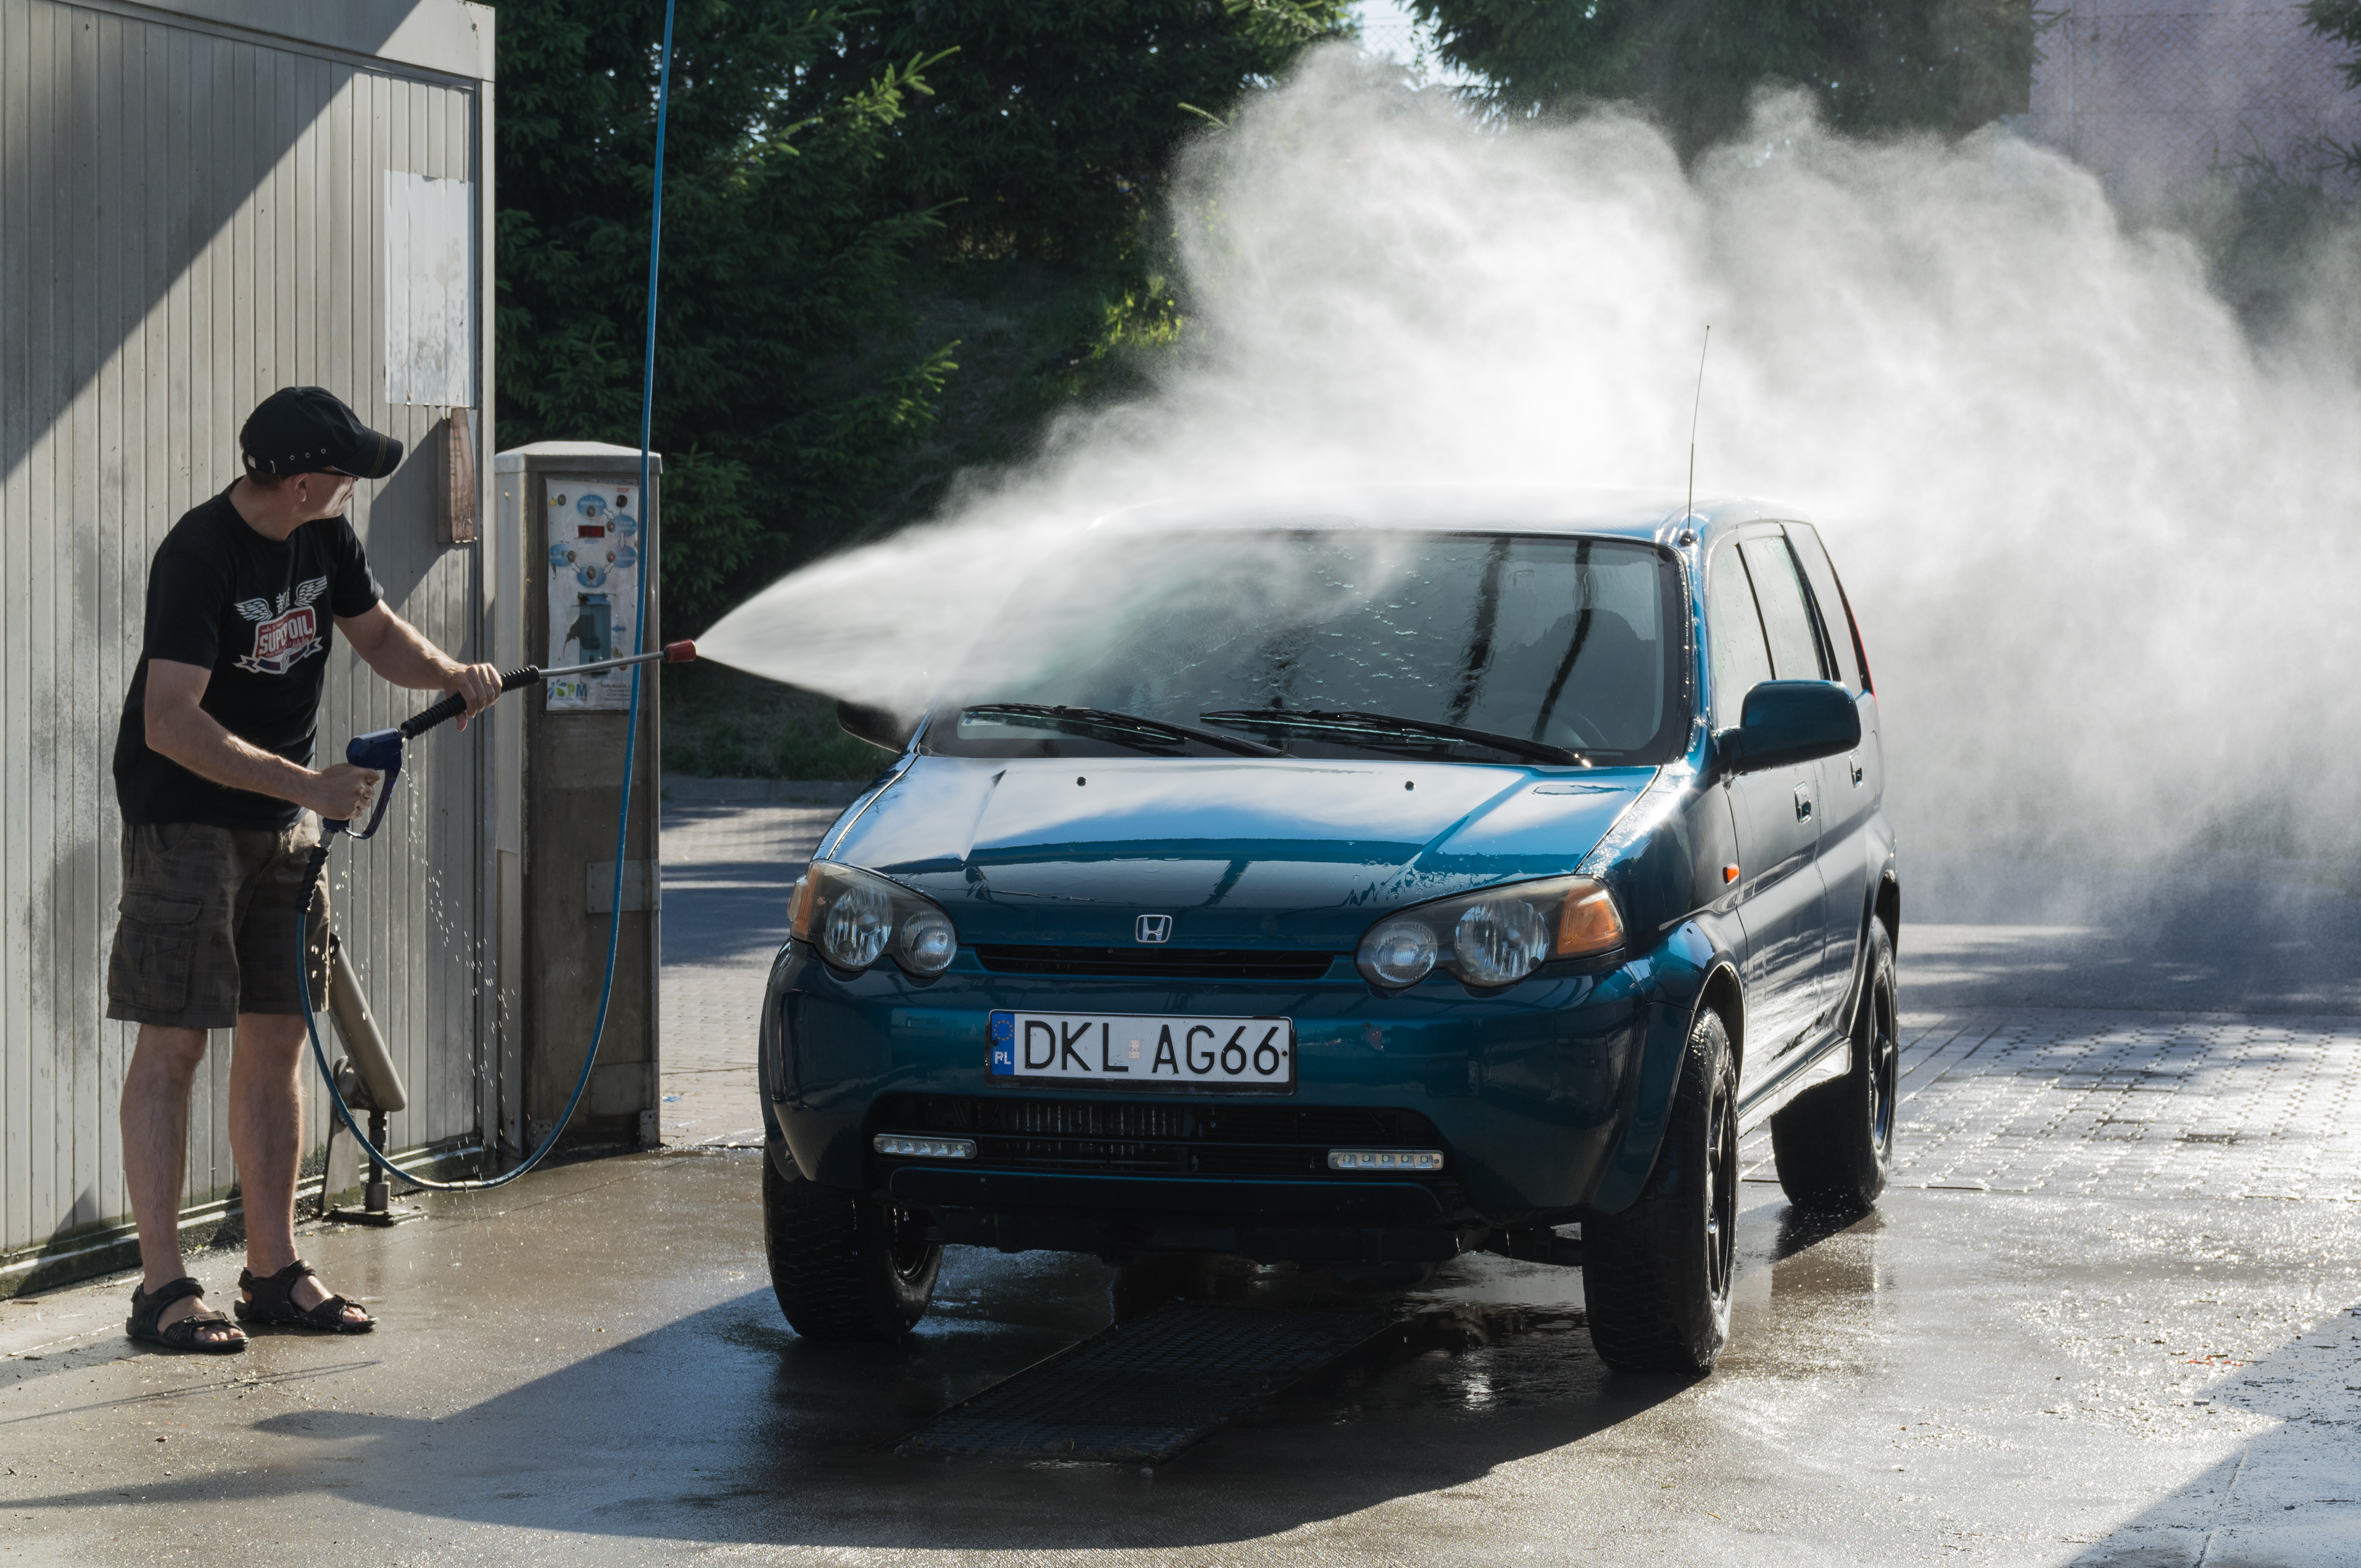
[235,1260,375,1333]
[127,1278,247,1354]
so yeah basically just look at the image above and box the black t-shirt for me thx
[113,489,384,829]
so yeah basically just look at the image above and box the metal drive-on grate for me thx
[898,1304,1393,1463]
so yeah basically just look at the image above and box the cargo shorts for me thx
[105,818,331,1029]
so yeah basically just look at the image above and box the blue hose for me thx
[298,0,680,1192]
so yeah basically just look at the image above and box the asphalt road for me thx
[2,806,2355,1566]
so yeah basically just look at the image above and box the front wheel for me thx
[1770,919,1899,1217]
[761,1153,941,1341]
[1582,1006,1738,1374]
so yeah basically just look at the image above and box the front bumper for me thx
[761,939,1701,1250]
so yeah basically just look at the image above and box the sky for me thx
[1349,0,1480,88]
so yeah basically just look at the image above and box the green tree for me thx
[493,0,1354,628]
[810,1,1352,268]
[1408,0,2036,152]
[2307,0,2361,175]
[2311,0,2361,85]
[786,0,1353,539]
[493,0,954,627]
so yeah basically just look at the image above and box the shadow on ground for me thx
[7,1202,1917,1551]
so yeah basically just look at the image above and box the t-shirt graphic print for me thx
[234,577,331,675]
[112,489,384,830]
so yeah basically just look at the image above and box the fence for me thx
[2029,1,2361,194]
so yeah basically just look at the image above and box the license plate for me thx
[989,1010,1296,1093]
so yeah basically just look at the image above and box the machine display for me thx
[544,478,645,711]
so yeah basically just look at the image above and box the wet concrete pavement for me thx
[2,807,2357,1565]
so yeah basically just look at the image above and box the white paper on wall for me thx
[384,171,475,407]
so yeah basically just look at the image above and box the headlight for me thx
[789,861,959,976]
[1355,874,1624,990]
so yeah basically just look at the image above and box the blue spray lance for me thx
[298,0,682,1196]
[327,642,696,845]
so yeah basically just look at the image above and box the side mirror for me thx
[837,699,916,753]
[1720,681,1861,773]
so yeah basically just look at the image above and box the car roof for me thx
[1090,485,1813,550]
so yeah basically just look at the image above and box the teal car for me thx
[759,489,1898,1374]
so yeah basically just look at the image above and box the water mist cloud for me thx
[702,47,2361,866]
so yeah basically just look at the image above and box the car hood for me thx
[826,755,1655,949]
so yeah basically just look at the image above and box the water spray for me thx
[1685,324,1710,525]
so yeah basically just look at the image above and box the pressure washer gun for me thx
[326,639,699,841]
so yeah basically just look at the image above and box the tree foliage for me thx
[2312,0,2361,89]
[492,0,1350,630]
[495,0,953,627]
[806,1,1350,268]
[1408,0,2036,152]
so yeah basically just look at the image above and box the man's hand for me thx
[306,763,381,824]
[444,662,503,732]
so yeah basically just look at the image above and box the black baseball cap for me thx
[240,386,404,480]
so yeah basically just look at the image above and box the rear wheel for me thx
[761,1153,941,1341]
[1770,919,1898,1217]
[1582,1006,1738,1374]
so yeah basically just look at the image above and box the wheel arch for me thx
[1588,926,1740,1216]
[1695,959,1745,1081]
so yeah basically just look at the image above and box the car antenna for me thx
[1685,324,1711,527]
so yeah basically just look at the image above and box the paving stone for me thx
[1742,1006,2361,1201]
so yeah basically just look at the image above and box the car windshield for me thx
[932,529,1689,764]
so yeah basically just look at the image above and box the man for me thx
[109,386,501,1352]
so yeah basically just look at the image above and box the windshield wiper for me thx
[1199,708,1585,766]
[962,703,1285,758]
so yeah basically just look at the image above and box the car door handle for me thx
[1793,784,1814,823]
[1848,753,1864,787]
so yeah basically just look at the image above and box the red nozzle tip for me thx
[664,639,697,663]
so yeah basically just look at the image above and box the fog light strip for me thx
[1326,1147,1444,1172]
[873,1133,977,1160]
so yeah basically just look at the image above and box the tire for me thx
[1582,1005,1738,1374]
[1770,919,1899,1218]
[761,1153,941,1341]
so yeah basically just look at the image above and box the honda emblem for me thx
[1135,914,1173,944]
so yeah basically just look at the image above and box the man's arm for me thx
[336,602,502,730]
[144,660,381,821]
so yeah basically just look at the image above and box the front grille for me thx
[974,944,1338,981]
[872,1094,1443,1180]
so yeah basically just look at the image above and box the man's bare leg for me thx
[229,1012,367,1325]
[121,1024,242,1345]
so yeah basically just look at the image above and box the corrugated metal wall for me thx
[0,0,495,1284]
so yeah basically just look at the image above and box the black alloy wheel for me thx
[1769,919,1899,1216]
[761,1153,942,1341]
[1582,1005,1739,1374]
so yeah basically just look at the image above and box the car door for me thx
[1785,522,1878,1019]
[1707,533,1828,1098]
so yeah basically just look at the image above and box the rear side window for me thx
[1706,542,1773,727]
[1738,536,1829,683]
[1783,523,1867,693]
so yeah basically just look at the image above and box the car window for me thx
[1707,541,1773,727]
[1738,536,1828,683]
[1782,523,1865,693]
[940,530,1689,762]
